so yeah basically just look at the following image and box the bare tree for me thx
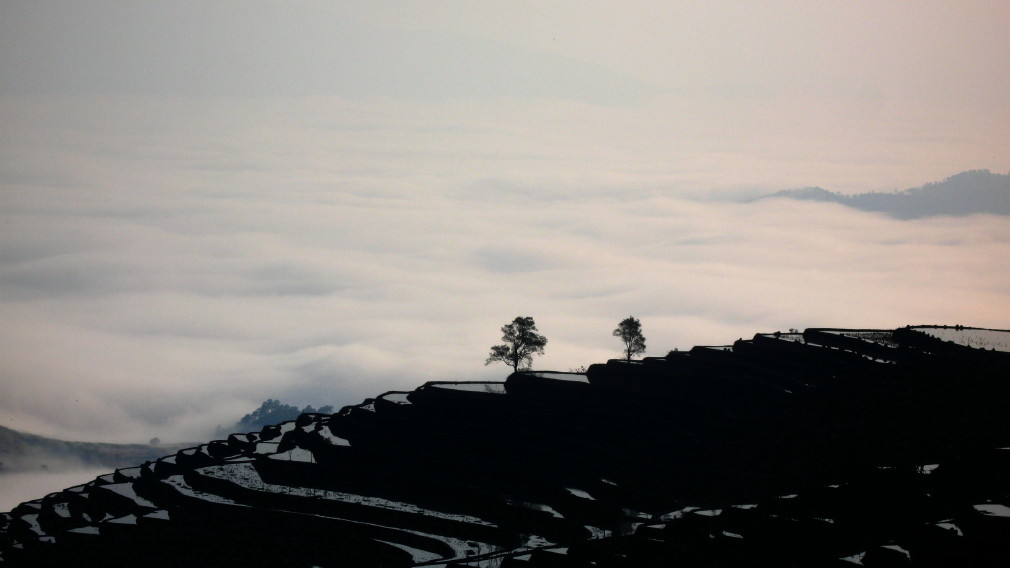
[613,316,646,361]
[486,316,548,372]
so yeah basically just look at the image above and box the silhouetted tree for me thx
[486,316,548,372]
[240,399,301,429]
[216,399,337,436]
[613,316,646,361]
[302,405,335,415]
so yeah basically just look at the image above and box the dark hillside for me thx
[2,325,1009,567]
[0,427,181,474]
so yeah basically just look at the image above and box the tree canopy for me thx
[486,316,548,373]
[216,399,336,436]
[613,316,646,361]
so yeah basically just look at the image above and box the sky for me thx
[1,1,1009,447]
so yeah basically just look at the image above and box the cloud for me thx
[1,0,1009,449]
[3,95,1010,446]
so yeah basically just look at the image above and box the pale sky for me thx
[1,1,1009,448]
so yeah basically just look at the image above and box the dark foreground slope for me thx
[2,326,1009,567]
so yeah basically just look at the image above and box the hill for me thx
[2,325,1009,567]
[0,427,182,474]
[756,169,1010,218]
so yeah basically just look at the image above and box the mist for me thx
[0,470,111,512]
[2,2,1009,449]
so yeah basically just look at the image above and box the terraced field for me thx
[2,326,1009,567]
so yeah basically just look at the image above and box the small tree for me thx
[613,316,646,361]
[486,316,548,372]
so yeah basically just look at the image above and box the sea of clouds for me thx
[3,1,1009,449]
[2,95,1008,448]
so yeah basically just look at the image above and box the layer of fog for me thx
[0,469,110,512]
[2,96,1008,446]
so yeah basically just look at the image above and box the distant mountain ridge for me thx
[0,426,181,474]
[757,169,1010,218]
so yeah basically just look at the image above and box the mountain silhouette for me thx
[2,325,1009,567]
[0,427,186,474]
[756,170,1010,218]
